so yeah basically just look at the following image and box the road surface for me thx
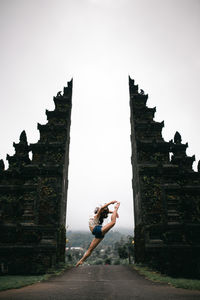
[0,265,199,300]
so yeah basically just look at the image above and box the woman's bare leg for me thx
[101,202,120,235]
[76,237,103,267]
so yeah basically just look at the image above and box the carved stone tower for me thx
[129,76,200,277]
[0,79,72,274]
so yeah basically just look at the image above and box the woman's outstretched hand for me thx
[111,200,117,204]
[102,200,117,211]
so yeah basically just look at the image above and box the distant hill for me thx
[66,229,133,248]
[115,227,134,235]
[65,230,135,266]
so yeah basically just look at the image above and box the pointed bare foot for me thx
[115,202,120,209]
[76,260,83,267]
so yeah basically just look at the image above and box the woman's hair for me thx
[94,207,99,214]
[99,207,109,225]
[94,205,109,224]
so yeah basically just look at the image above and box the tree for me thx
[116,236,134,264]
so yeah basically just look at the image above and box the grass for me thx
[133,264,200,290]
[0,263,71,292]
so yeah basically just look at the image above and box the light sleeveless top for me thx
[89,215,100,228]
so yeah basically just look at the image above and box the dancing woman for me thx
[76,200,120,267]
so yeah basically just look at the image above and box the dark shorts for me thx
[92,225,104,239]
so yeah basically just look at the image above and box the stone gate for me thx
[0,79,72,274]
[1,77,199,277]
[129,77,200,277]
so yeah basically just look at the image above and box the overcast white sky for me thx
[0,0,200,232]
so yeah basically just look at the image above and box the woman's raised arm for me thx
[96,200,117,217]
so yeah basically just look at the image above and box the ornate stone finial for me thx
[20,130,28,144]
[129,76,135,85]
[57,91,62,97]
[174,131,182,144]
[128,76,139,94]
[198,160,200,172]
[140,89,144,95]
[0,159,5,171]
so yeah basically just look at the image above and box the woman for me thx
[76,200,120,267]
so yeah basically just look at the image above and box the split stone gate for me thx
[0,77,199,277]
[0,80,72,274]
[129,77,200,277]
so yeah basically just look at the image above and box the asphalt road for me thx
[0,265,200,300]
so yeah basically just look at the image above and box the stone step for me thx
[22,214,34,220]
[23,207,34,211]
[168,210,179,216]
[24,199,35,203]
[22,219,34,223]
[167,221,180,225]
[23,210,33,214]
